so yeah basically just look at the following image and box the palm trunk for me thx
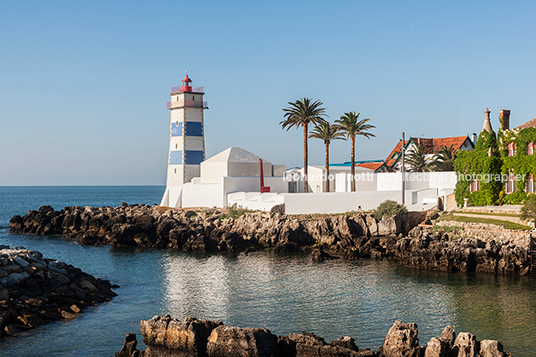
[351,136,356,191]
[303,123,309,193]
[324,141,330,192]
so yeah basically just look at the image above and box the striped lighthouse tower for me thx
[161,74,208,207]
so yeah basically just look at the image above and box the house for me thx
[379,135,476,172]
[497,110,536,199]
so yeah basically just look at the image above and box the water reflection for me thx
[160,251,457,349]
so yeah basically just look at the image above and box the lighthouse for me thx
[161,74,208,207]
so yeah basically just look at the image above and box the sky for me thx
[1,0,535,186]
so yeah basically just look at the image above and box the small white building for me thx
[161,147,288,209]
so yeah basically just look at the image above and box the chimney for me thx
[500,109,511,130]
[471,133,477,146]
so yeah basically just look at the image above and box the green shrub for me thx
[373,200,408,220]
[521,194,536,225]
[220,204,255,220]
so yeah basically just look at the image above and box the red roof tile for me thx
[356,162,384,171]
[515,118,536,130]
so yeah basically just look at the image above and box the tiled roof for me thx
[514,118,536,130]
[356,161,384,171]
[384,140,407,168]
[422,136,470,154]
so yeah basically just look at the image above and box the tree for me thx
[309,121,345,192]
[335,112,375,191]
[432,145,457,171]
[281,98,327,192]
[521,195,536,226]
[405,143,431,172]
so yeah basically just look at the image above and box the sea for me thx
[0,186,535,356]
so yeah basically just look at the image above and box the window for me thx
[175,144,178,149]
[505,172,517,193]
[174,168,176,174]
[469,180,480,192]
[528,142,534,155]
[507,142,517,157]
[526,174,535,193]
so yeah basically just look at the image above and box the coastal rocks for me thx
[9,205,411,255]
[9,204,531,275]
[0,246,117,338]
[116,317,512,357]
[390,226,530,275]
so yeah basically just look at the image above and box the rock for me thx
[377,320,420,357]
[17,314,45,328]
[207,325,278,357]
[424,337,447,357]
[141,315,222,355]
[1,271,30,286]
[61,310,76,320]
[115,333,140,357]
[438,325,455,349]
[453,332,479,357]
[479,340,507,357]
[331,336,359,351]
[0,288,10,300]
[311,247,338,261]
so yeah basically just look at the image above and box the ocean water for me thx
[0,186,535,356]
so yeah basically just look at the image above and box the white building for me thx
[161,147,288,209]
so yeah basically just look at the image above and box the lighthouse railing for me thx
[170,86,204,94]
[167,100,208,109]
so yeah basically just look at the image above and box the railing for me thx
[170,86,204,94]
[167,100,208,109]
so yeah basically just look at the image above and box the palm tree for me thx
[281,98,327,192]
[309,122,345,192]
[405,143,431,172]
[335,112,376,191]
[432,145,457,171]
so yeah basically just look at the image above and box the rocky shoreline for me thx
[0,245,117,337]
[115,315,512,357]
[9,204,531,275]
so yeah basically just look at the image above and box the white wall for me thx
[377,172,403,191]
[182,182,223,208]
[283,191,405,214]
[428,171,457,191]
[200,162,228,183]
[222,176,288,206]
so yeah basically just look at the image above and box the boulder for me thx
[424,337,447,357]
[115,333,140,357]
[141,315,222,355]
[377,320,420,357]
[452,332,479,357]
[207,325,278,357]
[437,325,455,349]
[479,340,508,357]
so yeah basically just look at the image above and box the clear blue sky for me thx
[1,0,535,185]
